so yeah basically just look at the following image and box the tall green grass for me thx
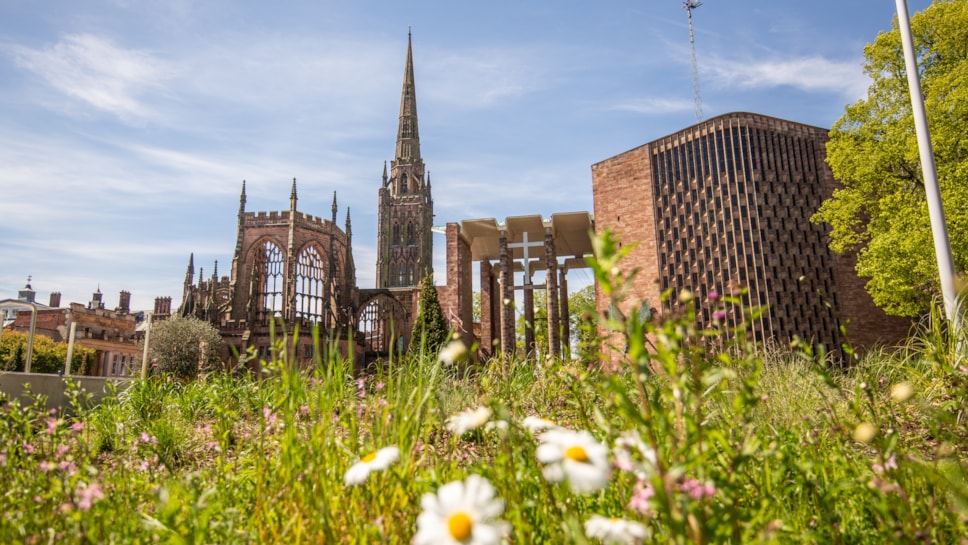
[0,232,965,543]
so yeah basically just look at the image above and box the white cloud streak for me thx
[705,55,869,99]
[8,34,174,122]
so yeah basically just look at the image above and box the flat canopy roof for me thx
[456,212,594,263]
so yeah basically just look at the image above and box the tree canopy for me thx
[812,0,968,316]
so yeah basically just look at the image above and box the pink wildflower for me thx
[873,453,898,474]
[56,445,70,459]
[71,421,84,432]
[375,382,385,391]
[262,407,278,427]
[22,442,35,454]
[46,417,58,435]
[76,483,104,511]
[628,481,656,515]
[682,478,716,500]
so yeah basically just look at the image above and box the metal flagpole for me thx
[895,0,962,332]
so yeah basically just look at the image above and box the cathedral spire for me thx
[239,180,247,218]
[332,191,338,223]
[290,177,298,210]
[376,31,434,289]
[395,30,421,164]
[185,253,195,285]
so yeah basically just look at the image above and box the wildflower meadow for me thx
[1,232,967,543]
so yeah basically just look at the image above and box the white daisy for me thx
[446,406,492,436]
[584,514,650,545]
[413,474,510,545]
[484,419,508,432]
[438,340,468,366]
[522,415,558,433]
[344,446,400,486]
[536,428,611,494]
[612,431,657,480]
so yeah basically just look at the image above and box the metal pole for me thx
[895,0,961,330]
[65,320,77,376]
[24,308,37,373]
[140,311,153,379]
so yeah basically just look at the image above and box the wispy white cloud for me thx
[705,55,869,99]
[8,34,175,122]
[423,46,552,108]
[608,97,695,115]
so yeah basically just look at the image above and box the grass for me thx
[1,233,966,544]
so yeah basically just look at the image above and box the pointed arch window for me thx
[295,245,327,323]
[400,176,409,194]
[406,222,415,246]
[252,240,284,321]
[392,223,401,247]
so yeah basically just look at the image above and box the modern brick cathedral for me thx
[592,112,910,360]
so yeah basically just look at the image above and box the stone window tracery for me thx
[252,240,284,322]
[295,244,327,323]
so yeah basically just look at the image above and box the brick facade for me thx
[592,112,911,363]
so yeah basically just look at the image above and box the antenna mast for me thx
[683,1,704,121]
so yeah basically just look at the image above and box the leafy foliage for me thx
[410,274,450,354]
[0,330,95,374]
[812,0,968,316]
[144,315,222,380]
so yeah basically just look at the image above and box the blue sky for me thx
[0,0,933,311]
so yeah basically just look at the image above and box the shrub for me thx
[410,274,450,355]
[144,315,222,380]
[0,330,95,374]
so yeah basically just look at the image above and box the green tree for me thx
[568,285,598,362]
[144,315,223,380]
[515,284,598,361]
[410,274,450,354]
[0,330,95,374]
[812,0,968,316]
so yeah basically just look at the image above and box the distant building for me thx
[591,112,911,361]
[5,282,143,376]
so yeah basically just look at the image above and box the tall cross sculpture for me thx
[507,231,545,287]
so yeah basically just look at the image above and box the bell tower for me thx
[376,31,434,288]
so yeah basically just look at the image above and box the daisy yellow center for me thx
[565,445,589,462]
[447,512,473,541]
[362,452,377,463]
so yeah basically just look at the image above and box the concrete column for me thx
[499,234,515,357]
[545,230,560,360]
